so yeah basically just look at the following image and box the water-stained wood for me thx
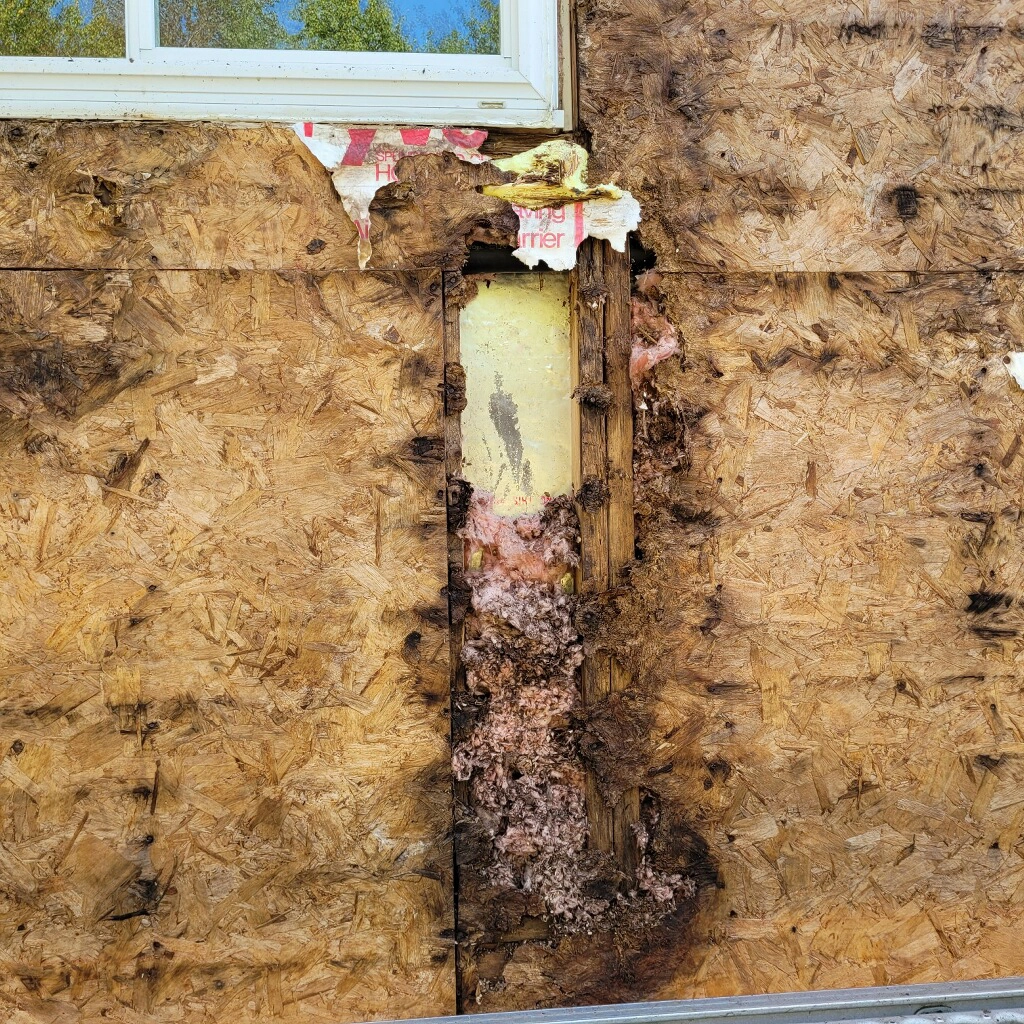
[0,268,454,1021]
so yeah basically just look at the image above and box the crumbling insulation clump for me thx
[631,270,680,385]
[630,271,705,518]
[453,489,696,936]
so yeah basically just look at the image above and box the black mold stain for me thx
[444,361,468,414]
[488,372,526,486]
[413,602,449,629]
[399,351,434,389]
[105,439,151,491]
[976,105,1024,135]
[402,630,422,664]
[668,503,719,528]
[975,753,1005,772]
[0,331,145,422]
[972,625,1018,640]
[840,22,885,41]
[577,691,655,805]
[573,382,613,411]
[577,476,610,514]
[408,435,444,462]
[446,478,473,532]
[966,590,1012,614]
[441,567,472,625]
[922,22,1003,50]
[889,185,920,220]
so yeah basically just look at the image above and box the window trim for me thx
[0,0,564,128]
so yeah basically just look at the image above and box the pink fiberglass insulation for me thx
[453,490,695,935]
[461,491,578,586]
[630,294,679,384]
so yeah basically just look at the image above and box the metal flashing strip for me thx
[373,979,1024,1024]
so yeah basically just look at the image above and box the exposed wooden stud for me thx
[603,242,640,878]
[572,240,640,875]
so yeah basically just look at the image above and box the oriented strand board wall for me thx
[644,271,1024,996]
[580,0,1024,274]
[0,121,513,272]
[0,268,453,1020]
[5,0,1024,1010]
[564,0,1024,1007]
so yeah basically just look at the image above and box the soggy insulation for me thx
[453,490,697,944]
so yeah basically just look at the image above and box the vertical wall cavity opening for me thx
[459,272,573,514]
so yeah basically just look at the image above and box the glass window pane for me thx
[0,0,125,56]
[459,274,573,515]
[156,0,500,53]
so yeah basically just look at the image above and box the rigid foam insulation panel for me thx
[459,274,574,515]
[0,269,454,1020]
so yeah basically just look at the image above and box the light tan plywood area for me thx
[641,271,1024,997]
[0,269,454,1021]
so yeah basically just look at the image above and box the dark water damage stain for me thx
[455,270,721,1010]
[965,588,1019,640]
[0,335,147,423]
[888,184,921,220]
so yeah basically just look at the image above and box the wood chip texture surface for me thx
[0,268,453,1020]
[5,0,1024,1015]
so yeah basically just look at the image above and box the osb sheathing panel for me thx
[579,0,1024,272]
[0,269,454,1020]
[630,271,1024,999]
[0,122,515,272]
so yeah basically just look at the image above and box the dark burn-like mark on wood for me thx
[966,590,1012,614]
[408,435,445,462]
[888,185,920,220]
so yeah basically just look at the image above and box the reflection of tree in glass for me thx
[0,0,500,56]
[158,0,287,47]
[1,0,125,56]
[425,0,498,53]
[294,0,409,52]
[290,0,499,53]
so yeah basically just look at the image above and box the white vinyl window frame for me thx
[0,0,565,128]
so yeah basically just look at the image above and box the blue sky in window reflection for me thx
[52,0,498,50]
